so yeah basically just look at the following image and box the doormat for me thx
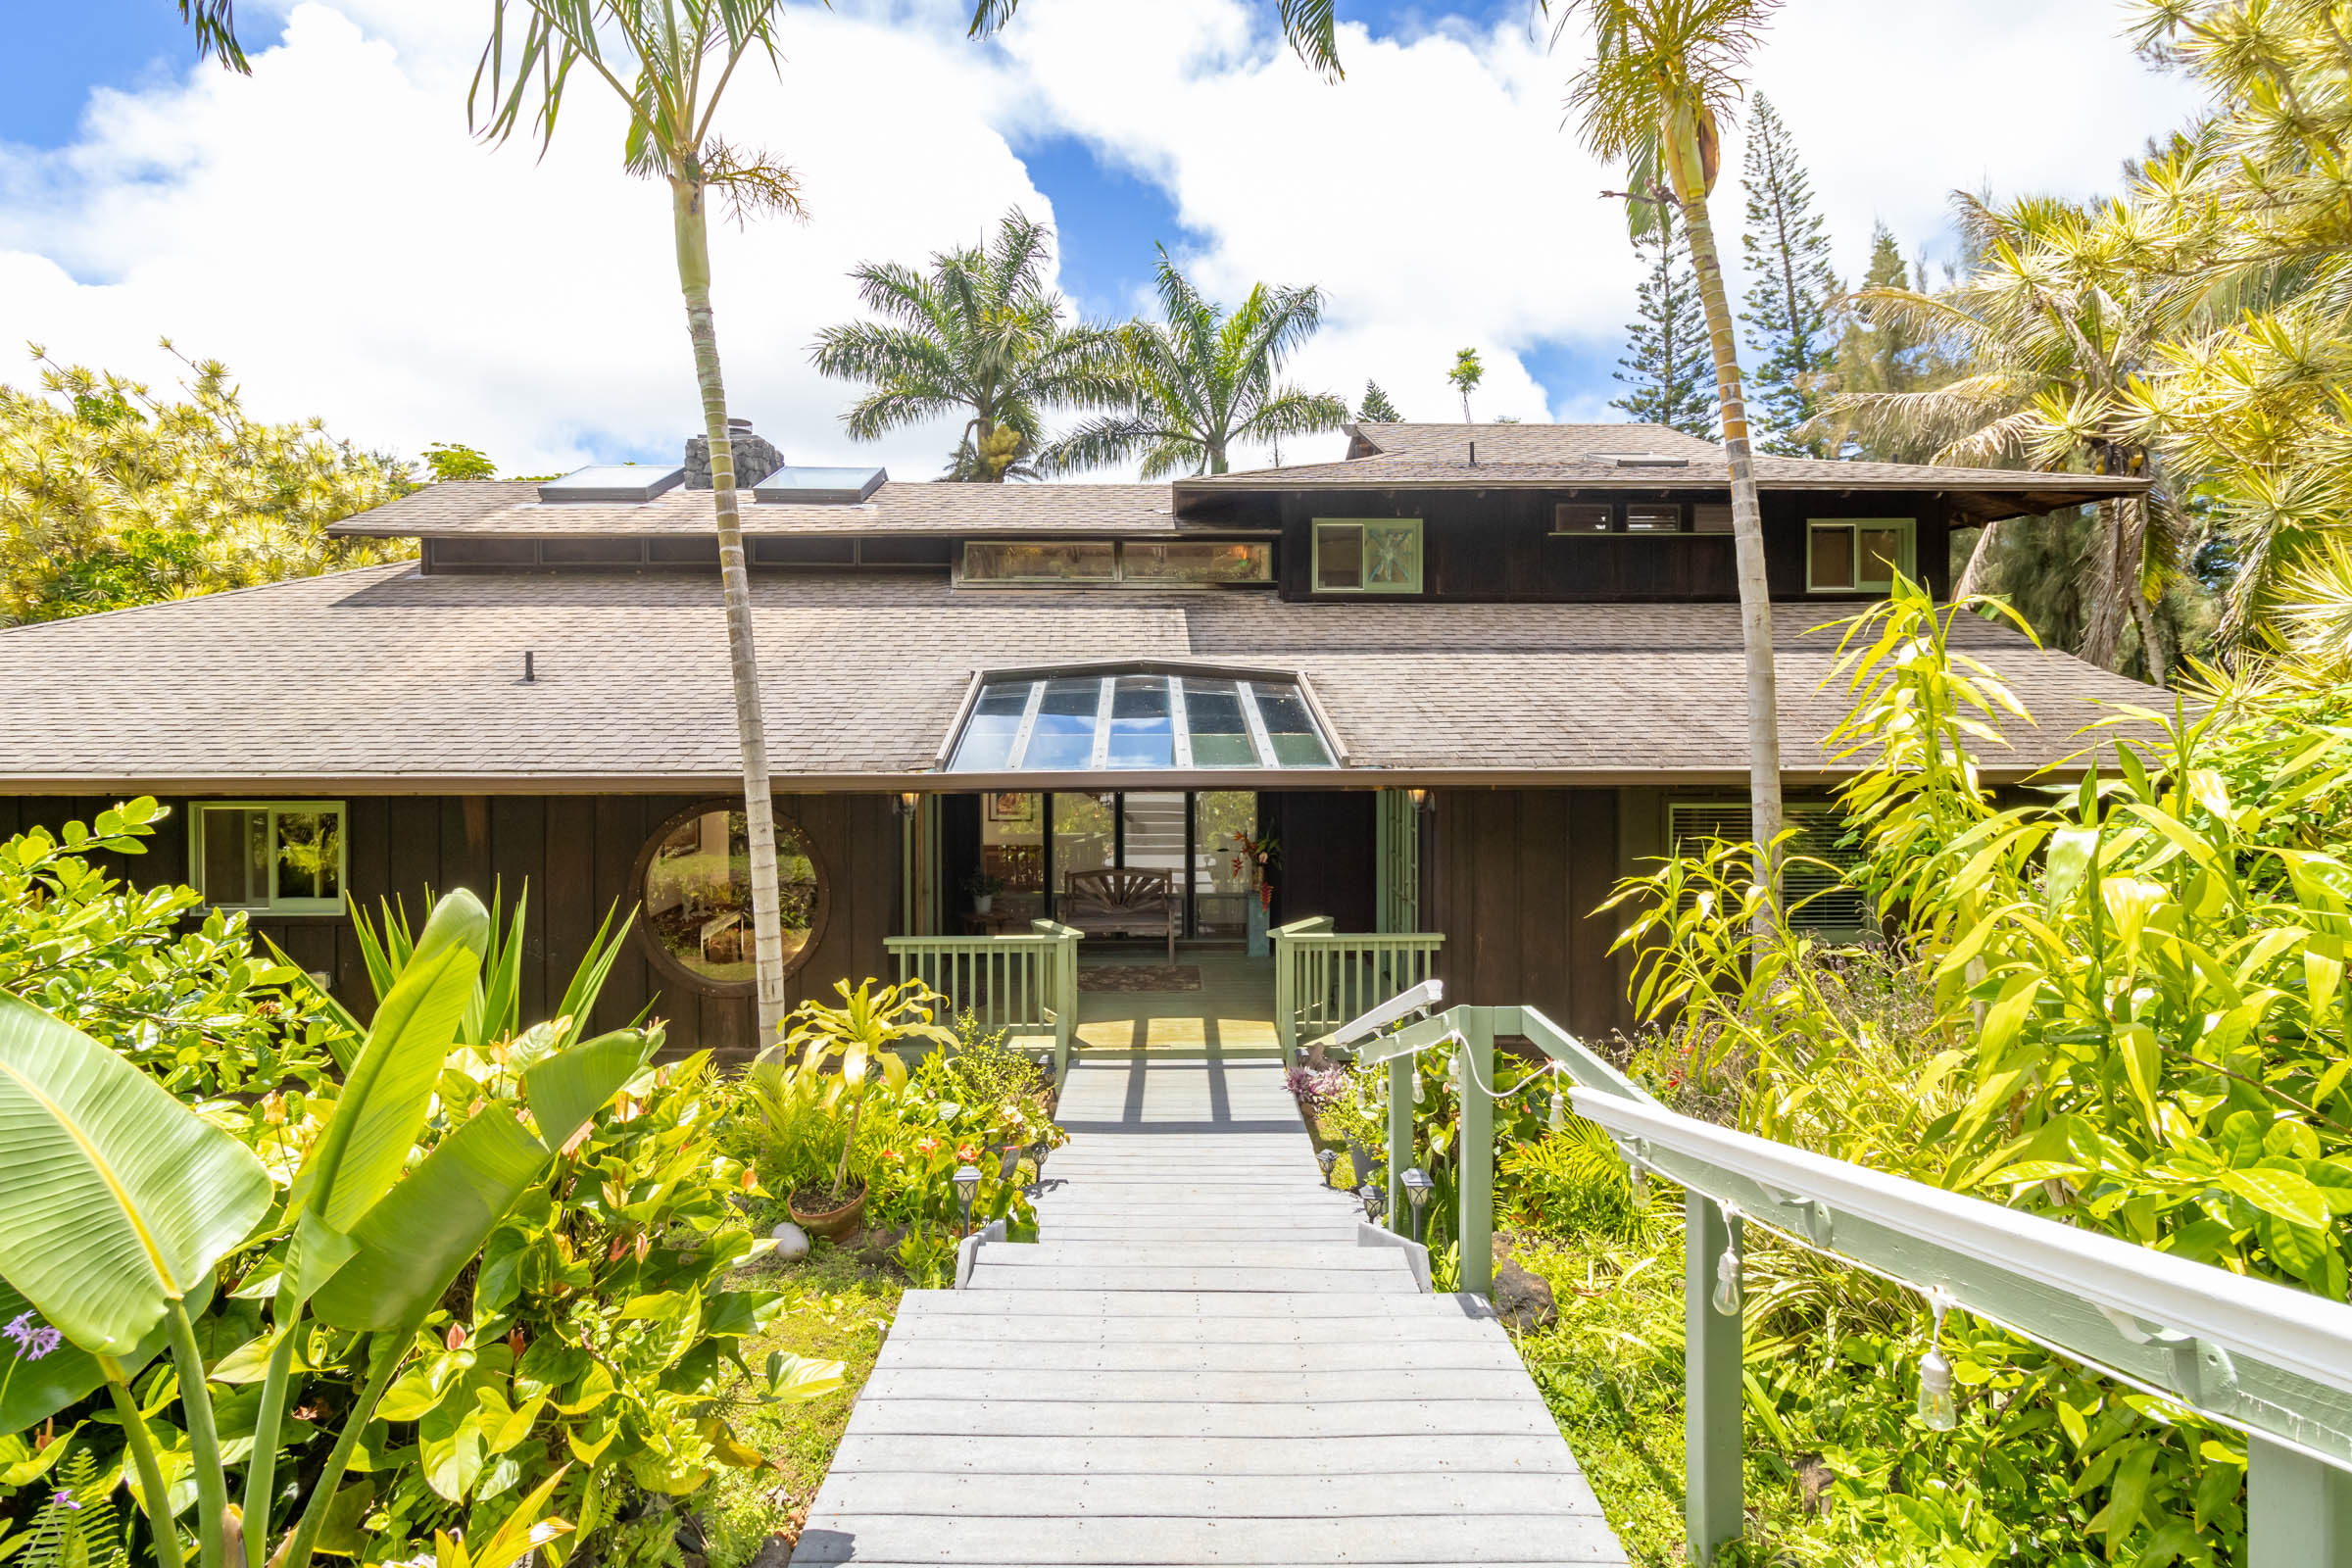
[1079,964,1201,993]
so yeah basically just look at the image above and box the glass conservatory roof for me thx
[946,668,1338,772]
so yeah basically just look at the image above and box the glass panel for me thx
[1692,504,1734,533]
[1120,793,1189,890]
[1106,675,1175,769]
[1552,503,1612,533]
[1315,523,1362,589]
[1183,678,1259,766]
[1021,677,1103,769]
[1192,791,1257,937]
[201,807,265,906]
[961,542,1116,581]
[1252,683,1334,766]
[274,808,342,902]
[1052,793,1114,906]
[1122,542,1273,582]
[642,809,816,986]
[1624,505,1682,532]
[979,792,1045,922]
[1362,521,1422,591]
[1809,524,1855,589]
[950,680,1031,771]
[1859,525,1907,585]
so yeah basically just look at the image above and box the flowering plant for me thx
[1228,831,1282,911]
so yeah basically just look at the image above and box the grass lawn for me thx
[703,1233,909,1568]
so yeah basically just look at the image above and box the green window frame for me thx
[190,801,348,914]
[1312,517,1424,594]
[1805,517,1915,593]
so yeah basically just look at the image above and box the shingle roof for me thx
[0,566,2157,791]
[1172,422,2151,524]
[328,481,1217,539]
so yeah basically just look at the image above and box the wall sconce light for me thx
[1406,786,1433,814]
[896,791,920,820]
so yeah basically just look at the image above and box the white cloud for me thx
[0,0,2207,479]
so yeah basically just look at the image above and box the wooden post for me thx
[1457,1011,1494,1295]
[1386,1052,1413,1238]
[2250,1437,2352,1566]
[1274,928,1297,1066]
[1685,1194,1743,1565]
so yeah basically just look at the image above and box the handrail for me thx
[1327,995,2352,1566]
[887,920,1083,1079]
[1270,918,1444,1064]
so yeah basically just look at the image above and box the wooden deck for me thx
[1071,948,1280,1053]
[791,1051,1628,1567]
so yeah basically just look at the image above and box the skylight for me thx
[536,466,687,503]
[947,669,1338,772]
[752,466,887,505]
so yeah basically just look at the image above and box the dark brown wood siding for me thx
[1274,489,1952,604]
[1261,790,1377,933]
[1424,788,1632,1041]
[0,792,902,1060]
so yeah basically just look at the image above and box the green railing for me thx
[1270,915,1444,1064]
[1342,999,2352,1568]
[887,920,1082,1078]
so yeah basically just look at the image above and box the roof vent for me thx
[685,418,784,490]
[1592,453,1690,468]
[536,465,687,503]
[752,466,888,506]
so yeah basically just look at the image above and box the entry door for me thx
[1119,792,1189,906]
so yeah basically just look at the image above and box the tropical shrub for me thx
[1576,578,2352,1561]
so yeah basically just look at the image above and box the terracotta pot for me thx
[788,1184,868,1243]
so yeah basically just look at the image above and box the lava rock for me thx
[1492,1258,1557,1332]
[769,1221,810,1263]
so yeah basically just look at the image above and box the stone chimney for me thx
[684,417,783,490]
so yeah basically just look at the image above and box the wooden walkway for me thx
[792,1049,1627,1567]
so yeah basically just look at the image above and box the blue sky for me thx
[0,0,2204,476]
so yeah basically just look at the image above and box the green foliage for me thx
[0,801,347,1102]
[1608,206,1715,438]
[421,444,497,482]
[1574,578,2352,1561]
[1354,380,1402,422]
[809,210,1126,482]
[1445,348,1483,422]
[0,348,409,625]
[1038,250,1348,479]
[1737,94,1837,457]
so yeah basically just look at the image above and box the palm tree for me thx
[810,210,1125,481]
[966,0,1343,76]
[1554,0,1786,912]
[1825,193,2194,683]
[472,0,808,1043]
[1041,250,1348,478]
[1447,348,1484,421]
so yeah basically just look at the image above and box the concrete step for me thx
[962,1264,1422,1294]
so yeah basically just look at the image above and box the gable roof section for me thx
[1174,421,2149,524]
[0,565,2156,792]
[328,480,1219,539]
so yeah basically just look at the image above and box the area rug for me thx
[1079,964,1201,993]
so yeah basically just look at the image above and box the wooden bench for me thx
[1060,867,1177,963]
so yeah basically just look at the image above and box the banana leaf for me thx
[295,895,488,1231]
[522,1031,654,1155]
[311,1108,550,1332]
[0,995,271,1354]
[0,1271,213,1434]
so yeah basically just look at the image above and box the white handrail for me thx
[1313,978,1445,1051]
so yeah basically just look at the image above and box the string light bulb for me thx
[1711,1207,1742,1317]
[1547,1088,1566,1132]
[1917,1290,1957,1432]
[1629,1160,1649,1207]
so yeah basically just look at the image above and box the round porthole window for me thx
[635,802,825,993]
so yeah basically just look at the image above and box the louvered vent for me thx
[1667,801,1869,933]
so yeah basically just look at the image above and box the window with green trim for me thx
[1312,518,1423,594]
[191,802,347,913]
[1806,518,1915,592]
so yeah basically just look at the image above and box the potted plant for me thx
[1230,830,1281,956]
[772,978,956,1241]
[963,866,1006,914]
